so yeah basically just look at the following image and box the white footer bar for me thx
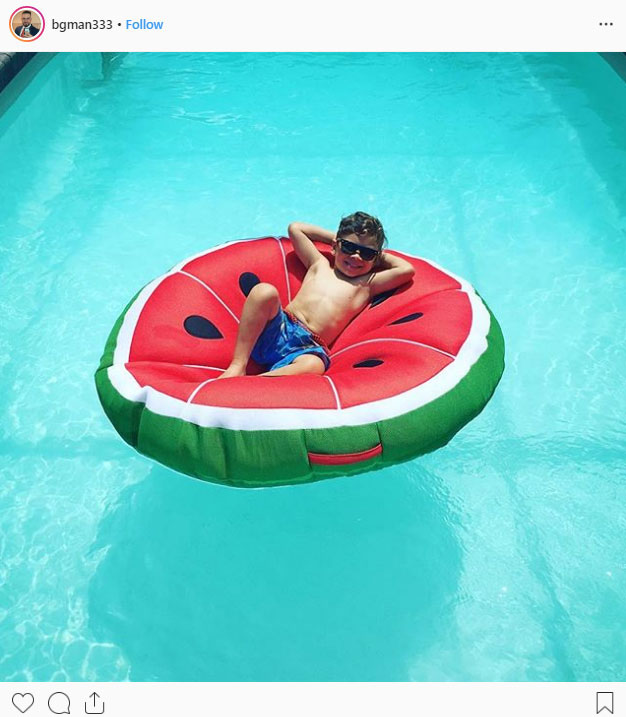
[2,682,621,717]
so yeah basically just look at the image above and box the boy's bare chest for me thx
[289,263,371,340]
[300,264,369,305]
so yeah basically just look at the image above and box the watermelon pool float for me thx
[95,237,505,487]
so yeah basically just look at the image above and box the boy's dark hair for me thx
[337,211,387,250]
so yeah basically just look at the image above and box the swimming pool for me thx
[1,52,625,681]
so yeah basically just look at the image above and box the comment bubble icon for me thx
[48,692,71,714]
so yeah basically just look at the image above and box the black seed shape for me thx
[370,287,397,308]
[390,312,423,325]
[353,359,384,368]
[239,272,261,296]
[183,315,223,339]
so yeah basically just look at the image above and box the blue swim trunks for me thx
[251,308,331,372]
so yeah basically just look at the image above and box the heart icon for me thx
[12,693,34,713]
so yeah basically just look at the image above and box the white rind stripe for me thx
[170,236,273,272]
[187,378,217,404]
[113,275,167,366]
[178,270,240,324]
[324,375,342,410]
[108,245,492,431]
[183,364,224,371]
[331,337,455,360]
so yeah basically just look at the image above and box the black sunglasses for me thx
[338,238,380,262]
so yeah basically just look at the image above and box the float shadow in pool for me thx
[87,462,461,681]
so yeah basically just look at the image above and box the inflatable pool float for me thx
[95,237,505,487]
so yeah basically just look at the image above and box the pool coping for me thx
[601,52,626,82]
[0,51,55,119]
[0,51,36,91]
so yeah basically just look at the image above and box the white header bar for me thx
[4,0,626,51]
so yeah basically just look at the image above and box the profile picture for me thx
[10,6,44,40]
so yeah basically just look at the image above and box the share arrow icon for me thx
[85,692,105,714]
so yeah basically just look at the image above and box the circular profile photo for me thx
[10,6,45,41]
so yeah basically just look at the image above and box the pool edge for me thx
[0,52,56,118]
[600,52,626,82]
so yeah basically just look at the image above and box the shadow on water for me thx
[87,460,462,681]
[80,52,128,89]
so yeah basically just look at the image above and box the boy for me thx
[219,212,415,378]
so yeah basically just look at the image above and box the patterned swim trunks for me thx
[251,308,331,372]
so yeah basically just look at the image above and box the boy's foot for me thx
[217,364,246,379]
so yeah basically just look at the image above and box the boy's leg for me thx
[219,283,281,378]
[261,353,326,377]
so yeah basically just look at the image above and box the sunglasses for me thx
[338,238,380,262]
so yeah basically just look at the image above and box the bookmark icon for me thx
[596,692,614,714]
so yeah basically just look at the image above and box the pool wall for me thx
[0,51,35,91]
[601,52,626,81]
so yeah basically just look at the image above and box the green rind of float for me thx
[308,303,505,479]
[95,294,505,488]
[377,303,505,464]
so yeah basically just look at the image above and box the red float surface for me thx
[124,238,473,410]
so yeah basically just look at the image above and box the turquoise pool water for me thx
[1,52,625,681]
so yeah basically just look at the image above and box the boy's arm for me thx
[368,252,415,294]
[287,222,335,269]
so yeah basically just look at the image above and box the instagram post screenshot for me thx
[1,0,625,713]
